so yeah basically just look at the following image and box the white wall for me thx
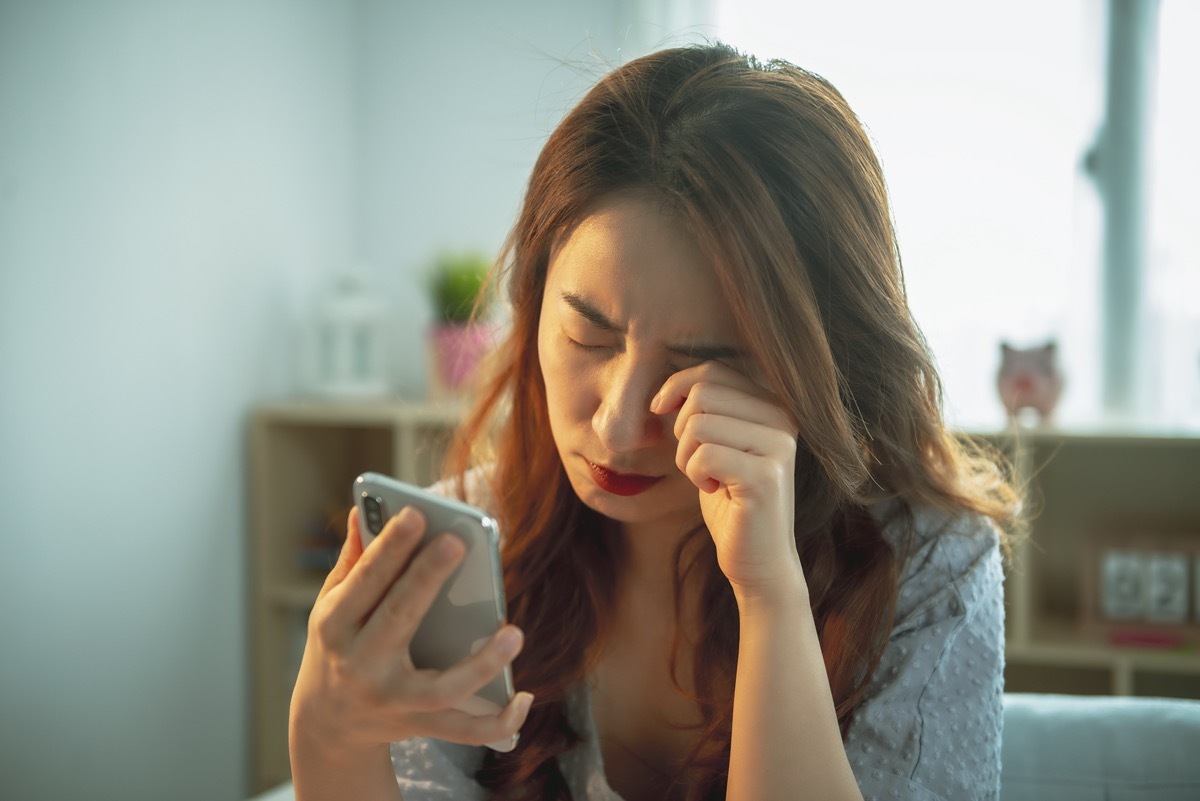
[355,0,707,392]
[0,2,354,800]
[0,1,694,799]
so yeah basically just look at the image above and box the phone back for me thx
[353,472,513,721]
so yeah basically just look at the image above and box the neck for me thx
[613,512,705,601]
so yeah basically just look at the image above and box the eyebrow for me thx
[560,291,744,362]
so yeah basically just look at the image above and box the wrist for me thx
[290,713,395,795]
[731,559,809,618]
[289,696,379,767]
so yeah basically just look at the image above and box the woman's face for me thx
[537,193,743,533]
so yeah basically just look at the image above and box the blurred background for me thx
[0,1,1195,800]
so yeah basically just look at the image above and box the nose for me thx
[592,359,665,455]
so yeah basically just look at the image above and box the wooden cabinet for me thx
[247,400,463,794]
[247,403,1200,791]
[975,429,1200,699]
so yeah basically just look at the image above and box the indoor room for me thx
[2,1,1198,800]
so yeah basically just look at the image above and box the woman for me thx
[289,42,1021,801]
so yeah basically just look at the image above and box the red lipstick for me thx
[586,460,663,497]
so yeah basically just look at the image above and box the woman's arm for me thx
[289,736,401,801]
[728,575,863,801]
[654,361,863,801]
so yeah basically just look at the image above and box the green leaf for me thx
[429,252,492,324]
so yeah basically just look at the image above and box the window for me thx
[1146,0,1200,427]
[713,1,1199,431]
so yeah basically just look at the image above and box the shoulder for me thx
[875,502,1004,632]
[847,504,1006,799]
[427,465,497,515]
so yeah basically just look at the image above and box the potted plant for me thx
[427,251,496,397]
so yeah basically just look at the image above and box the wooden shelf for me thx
[256,397,466,426]
[263,581,324,610]
[987,428,1200,699]
[1009,617,1200,671]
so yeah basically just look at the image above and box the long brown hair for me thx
[445,42,1020,801]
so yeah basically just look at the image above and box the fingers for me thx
[317,506,430,641]
[651,362,797,493]
[407,690,535,747]
[671,382,793,441]
[316,507,364,602]
[397,626,526,712]
[296,501,535,751]
[356,529,468,659]
[651,361,779,420]
[676,414,795,493]
[369,624,530,747]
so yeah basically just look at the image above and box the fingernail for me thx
[496,626,523,657]
[515,692,534,718]
[650,390,663,413]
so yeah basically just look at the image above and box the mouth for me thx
[585,459,664,497]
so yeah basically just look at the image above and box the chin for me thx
[564,464,697,526]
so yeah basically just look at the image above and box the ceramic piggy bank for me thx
[997,341,1063,423]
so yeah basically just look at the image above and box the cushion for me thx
[1001,693,1200,801]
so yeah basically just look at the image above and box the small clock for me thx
[1145,552,1189,623]
[1100,550,1145,620]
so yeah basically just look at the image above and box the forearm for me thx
[727,574,863,801]
[289,716,404,801]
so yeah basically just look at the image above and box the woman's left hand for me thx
[651,361,805,602]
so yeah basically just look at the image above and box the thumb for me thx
[317,507,364,600]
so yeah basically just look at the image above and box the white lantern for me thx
[308,274,389,398]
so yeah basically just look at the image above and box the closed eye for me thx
[566,336,612,354]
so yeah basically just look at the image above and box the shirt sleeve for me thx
[846,511,1006,801]
[390,737,489,801]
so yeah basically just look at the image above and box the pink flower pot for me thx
[429,323,495,397]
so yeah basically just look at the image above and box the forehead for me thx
[545,194,735,340]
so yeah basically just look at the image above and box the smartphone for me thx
[353,471,517,752]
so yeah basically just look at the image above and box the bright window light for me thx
[714,1,1198,431]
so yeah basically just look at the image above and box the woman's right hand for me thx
[289,505,533,763]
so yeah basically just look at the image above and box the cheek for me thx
[538,333,595,425]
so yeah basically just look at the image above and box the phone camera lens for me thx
[362,495,385,535]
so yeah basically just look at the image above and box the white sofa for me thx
[253,693,1200,801]
[999,693,1200,800]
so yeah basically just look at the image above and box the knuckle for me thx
[309,604,339,643]
[687,411,711,436]
[764,428,797,460]
[692,441,715,464]
[677,411,703,444]
[684,380,711,409]
[330,654,358,684]
[330,654,375,699]
[759,457,789,488]
[675,443,690,472]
